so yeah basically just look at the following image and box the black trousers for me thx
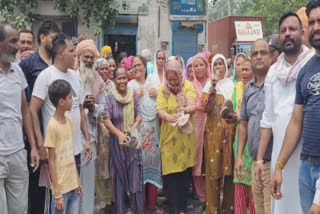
[163,168,192,213]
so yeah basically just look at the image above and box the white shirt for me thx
[32,65,84,155]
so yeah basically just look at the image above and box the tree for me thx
[0,0,119,29]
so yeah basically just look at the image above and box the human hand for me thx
[77,184,82,197]
[309,203,320,214]
[271,167,283,200]
[85,141,92,162]
[118,132,129,146]
[55,196,65,211]
[84,95,95,112]
[38,146,48,163]
[235,157,245,179]
[149,88,158,98]
[255,161,264,187]
[30,148,40,172]
[168,114,180,123]
[225,112,238,124]
[137,87,144,97]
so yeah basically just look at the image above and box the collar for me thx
[249,76,264,88]
[0,63,15,74]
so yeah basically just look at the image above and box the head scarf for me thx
[151,50,166,89]
[176,56,186,78]
[211,54,234,100]
[192,53,212,110]
[232,53,246,83]
[202,51,211,62]
[185,56,194,79]
[297,7,308,27]
[75,39,99,68]
[124,56,134,70]
[101,45,112,57]
[163,58,186,109]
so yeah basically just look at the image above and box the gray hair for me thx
[93,57,108,71]
[141,49,152,61]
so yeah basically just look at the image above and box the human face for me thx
[19,32,34,53]
[241,61,253,84]
[114,68,128,94]
[187,65,194,81]
[213,58,226,79]
[308,7,320,51]
[108,58,116,79]
[156,51,165,69]
[0,25,19,64]
[42,31,58,56]
[235,55,245,80]
[132,57,146,80]
[271,50,281,64]
[166,70,180,88]
[120,57,127,67]
[279,16,303,55]
[193,57,207,81]
[61,91,73,111]
[80,50,95,68]
[97,64,110,81]
[251,40,271,73]
[62,40,75,69]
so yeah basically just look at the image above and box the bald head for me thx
[251,39,272,74]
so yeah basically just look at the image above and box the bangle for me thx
[256,160,264,165]
[276,161,284,170]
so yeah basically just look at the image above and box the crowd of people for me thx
[2,0,320,214]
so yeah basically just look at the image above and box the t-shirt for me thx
[0,63,28,155]
[295,55,320,159]
[44,116,79,195]
[32,65,84,155]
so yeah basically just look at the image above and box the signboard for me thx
[118,0,149,15]
[170,0,206,16]
[234,21,263,42]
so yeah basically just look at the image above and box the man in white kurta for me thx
[255,12,314,214]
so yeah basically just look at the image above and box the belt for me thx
[307,156,320,166]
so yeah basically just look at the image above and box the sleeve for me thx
[133,91,141,118]
[314,178,320,205]
[240,87,248,121]
[260,81,274,128]
[32,71,48,101]
[19,58,31,85]
[156,84,167,110]
[185,81,196,98]
[104,95,112,120]
[43,121,57,148]
[17,65,28,90]
[295,72,304,105]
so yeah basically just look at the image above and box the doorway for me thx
[105,34,136,60]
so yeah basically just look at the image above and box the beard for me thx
[309,31,320,50]
[1,51,16,64]
[280,37,302,55]
[79,60,95,87]
[44,42,53,57]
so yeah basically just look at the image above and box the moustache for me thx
[310,31,320,40]
[283,37,295,45]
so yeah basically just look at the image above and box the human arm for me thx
[22,91,40,171]
[80,104,92,162]
[235,120,248,178]
[179,96,196,114]
[271,104,304,199]
[309,178,320,214]
[104,118,128,145]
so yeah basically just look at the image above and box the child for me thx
[44,79,82,214]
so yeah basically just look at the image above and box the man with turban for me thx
[76,39,106,214]
[101,45,112,58]
[297,7,312,48]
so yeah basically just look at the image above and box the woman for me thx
[128,56,163,213]
[106,55,116,80]
[157,58,197,214]
[232,53,246,83]
[232,59,255,214]
[117,52,128,67]
[124,56,135,81]
[191,53,212,213]
[185,57,194,81]
[104,67,143,214]
[94,58,114,214]
[202,54,235,214]
[150,50,166,89]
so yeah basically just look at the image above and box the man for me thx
[0,23,39,214]
[269,34,282,64]
[29,33,92,212]
[297,7,312,49]
[271,1,320,214]
[18,29,34,59]
[18,20,60,214]
[255,12,314,214]
[75,38,105,214]
[235,39,273,214]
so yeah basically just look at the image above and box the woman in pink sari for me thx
[192,52,212,213]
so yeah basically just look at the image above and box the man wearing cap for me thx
[76,38,106,214]
[254,12,314,214]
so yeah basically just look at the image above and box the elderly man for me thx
[75,39,105,214]
[255,12,314,214]
[0,23,39,214]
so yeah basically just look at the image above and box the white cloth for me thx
[32,65,84,155]
[260,46,314,214]
[149,50,166,90]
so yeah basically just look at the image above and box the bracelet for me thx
[276,161,284,170]
[255,160,264,165]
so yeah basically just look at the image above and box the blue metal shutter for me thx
[173,28,198,64]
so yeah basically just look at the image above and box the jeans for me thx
[51,189,78,214]
[299,160,320,214]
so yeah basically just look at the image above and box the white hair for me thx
[141,49,152,61]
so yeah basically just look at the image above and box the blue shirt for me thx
[19,52,49,101]
[295,55,320,159]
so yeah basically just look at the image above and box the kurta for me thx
[157,81,196,175]
[104,91,143,214]
[128,78,162,188]
[232,82,253,185]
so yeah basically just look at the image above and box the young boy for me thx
[44,79,82,214]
